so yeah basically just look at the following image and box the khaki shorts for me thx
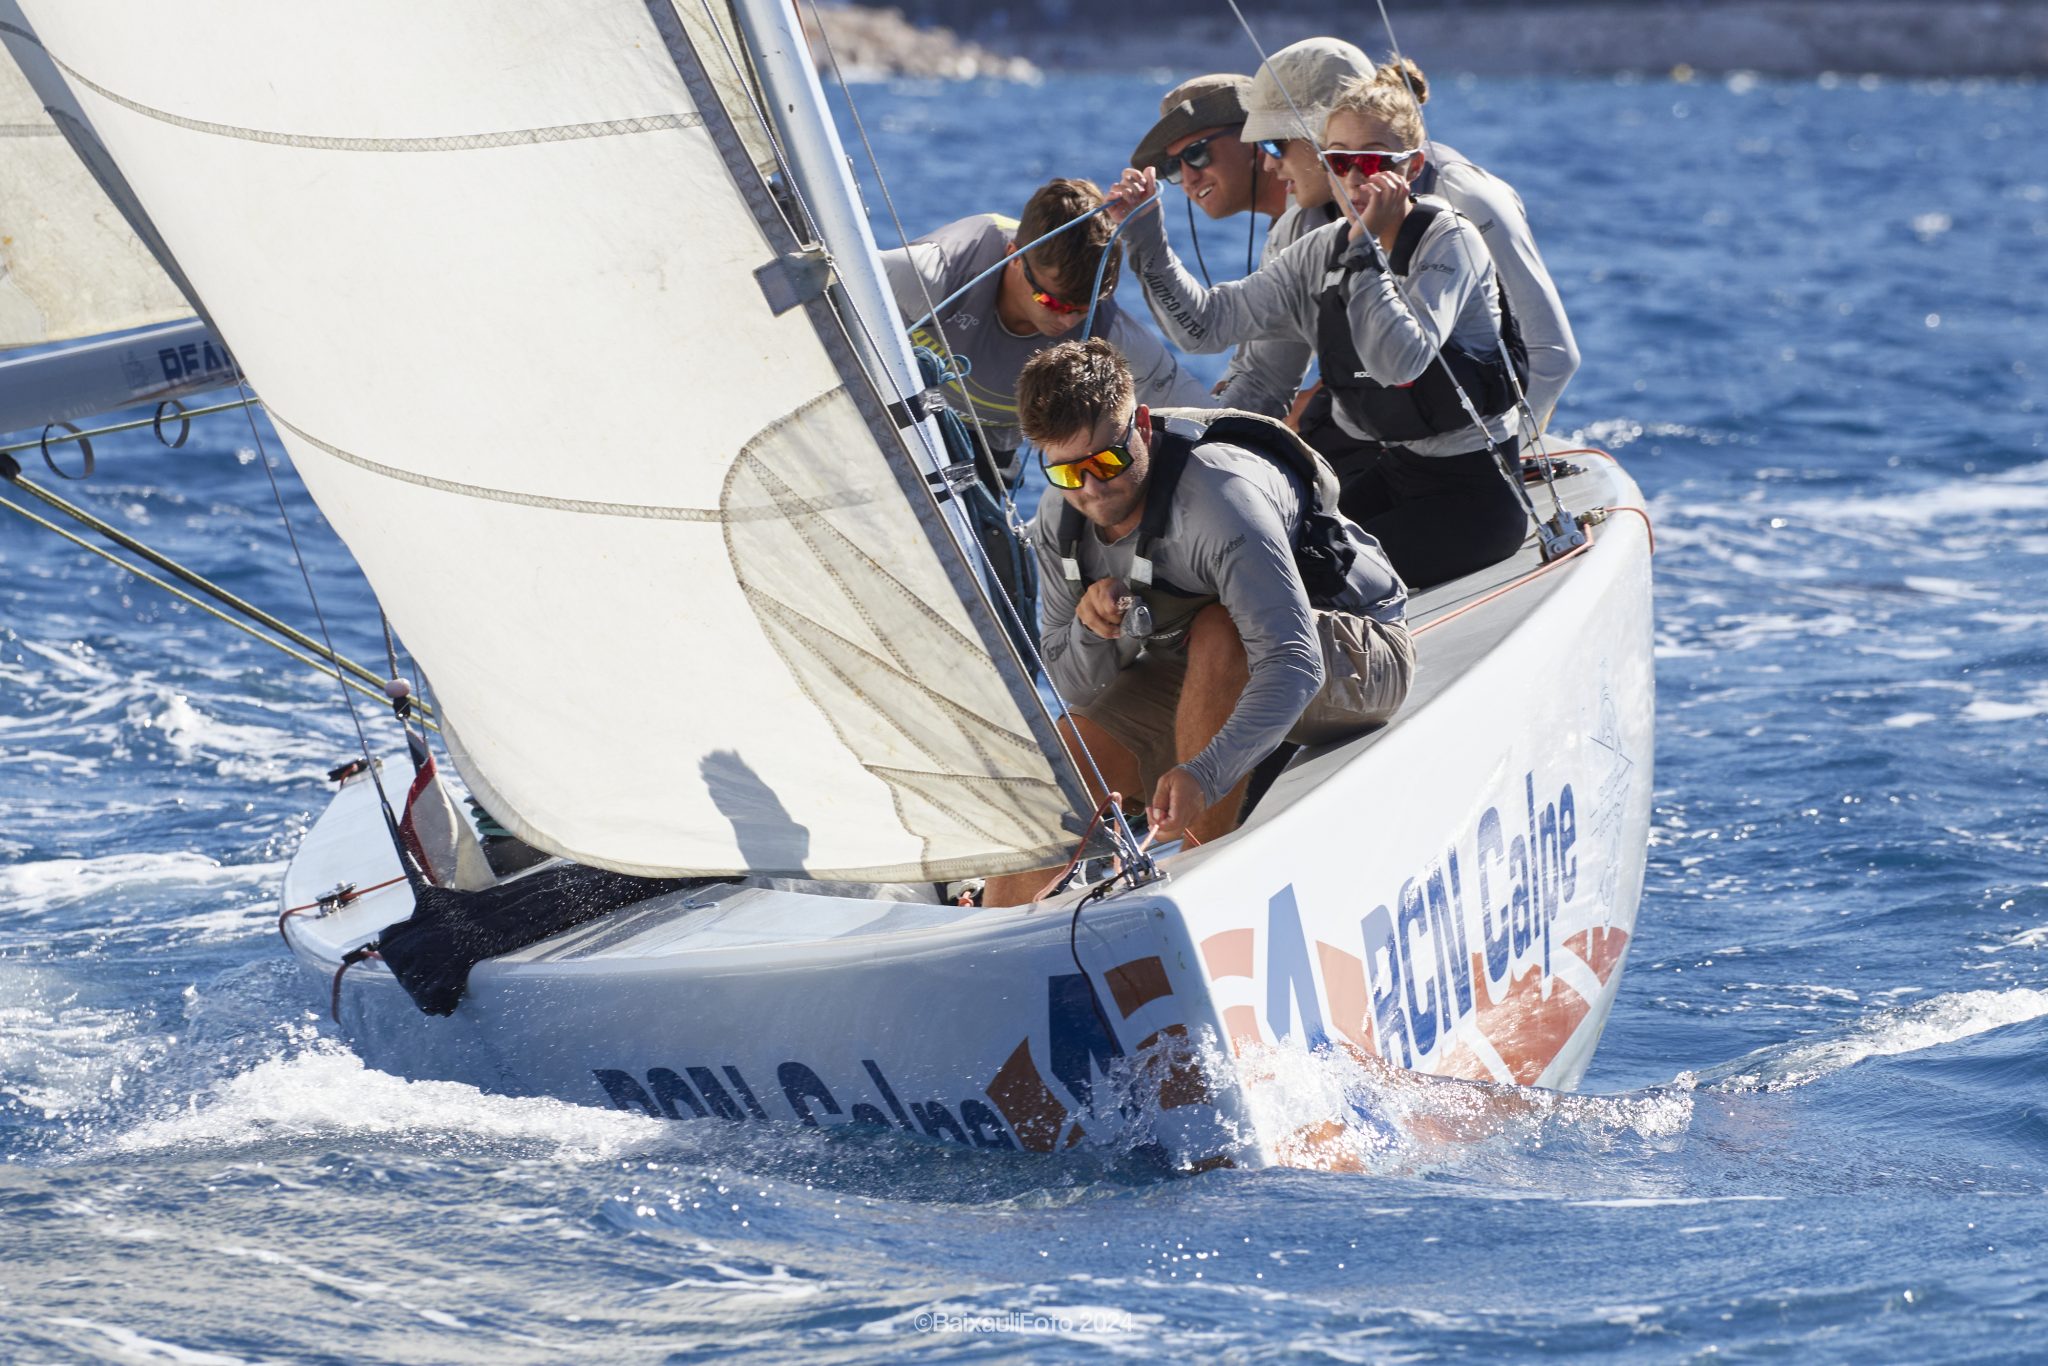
[1076,612,1415,795]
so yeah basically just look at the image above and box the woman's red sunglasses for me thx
[1323,147,1422,179]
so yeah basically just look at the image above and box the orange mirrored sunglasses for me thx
[1041,414,1137,490]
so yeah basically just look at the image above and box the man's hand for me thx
[1104,167,1158,227]
[1147,766,1205,843]
[1075,578,1127,640]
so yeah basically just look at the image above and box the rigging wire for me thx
[697,1,1152,875]
[232,372,419,884]
[1185,196,1213,286]
[1081,196,1161,342]
[0,453,432,720]
[1365,0,1570,529]
[0,485,436,726]
[900,202,1117,336]
[0,396,260,459]
[802,0,1016,513]
[1247,155,1259,274]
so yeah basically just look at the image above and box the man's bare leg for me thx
[1173,604,1253,844]
[981,714,1142,907]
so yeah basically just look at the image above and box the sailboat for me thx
[6,0,1653,1169]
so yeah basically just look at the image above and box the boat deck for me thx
[282,448,1639,969]
[1242,448,1629,834]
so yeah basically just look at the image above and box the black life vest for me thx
[1315,200,1529,444]
[1054,410,1359,626]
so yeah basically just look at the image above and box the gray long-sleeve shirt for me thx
[879,214,1211,462]
[1200,199,1344,418]
[1420,143,1580,430]
[1123,195,1514,457]
[1032,414,1405,806]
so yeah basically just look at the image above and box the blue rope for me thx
[1081,196,1163,342]
[904,201,1118,335]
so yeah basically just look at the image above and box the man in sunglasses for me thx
[1131,73,1293,417]
[879,176,1208,489]
[979,339,1411,906]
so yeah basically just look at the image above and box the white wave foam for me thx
[1960,682,2048,723]
[1780,459,2048,525]
[0,963,166,1123]
[0,852,279,921]
[45,1318,252,1366]
[1985,924,2048,953]
[134,694,336,784]
[1569,1194,1784,1208]
[1903,575,2000,601]
[1712,988,2048,1092]
[111,1040,665,1161]
[1167,1035,1693,1172]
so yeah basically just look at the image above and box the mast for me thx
[713,0,1095,824]
[727,0,928,423]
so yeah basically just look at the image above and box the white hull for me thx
[283,456,1654,1170]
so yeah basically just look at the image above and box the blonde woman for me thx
[1241,50,1579,473]
[1108,69,1530,589]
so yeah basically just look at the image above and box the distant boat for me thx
[6,0,1652,1169]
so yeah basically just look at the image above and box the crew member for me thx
[981,339,1411,907]
[878,177,1209,488]
[1243,51,1582,455]
[1130,74,1293,414]
[1226,37,1378,428]
[1109,70,1533,589]
[1392,59,1580,433]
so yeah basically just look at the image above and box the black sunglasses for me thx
[1163,130,1232,184]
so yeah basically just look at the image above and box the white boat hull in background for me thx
[284,457,1654,1171]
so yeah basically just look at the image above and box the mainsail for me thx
[0,3,192,348]
[18,0,1084,880]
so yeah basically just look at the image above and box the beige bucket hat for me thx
[1239,37,1375,144]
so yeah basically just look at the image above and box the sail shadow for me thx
[699,749,810,871]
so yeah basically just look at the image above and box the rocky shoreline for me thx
[803,5,1040,81]
[810,1,2048,78]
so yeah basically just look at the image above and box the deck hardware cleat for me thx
[315,882,359,916]
[1537,508,1589,559]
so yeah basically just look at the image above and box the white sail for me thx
[18,0,1080,880]
[0,6,192,347]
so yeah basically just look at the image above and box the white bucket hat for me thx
[1239,37,1376,144]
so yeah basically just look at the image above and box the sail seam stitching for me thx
[51,59,701,152]
[270,411,887,523]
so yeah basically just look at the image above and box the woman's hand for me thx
[1104,166,1158,227]
[1340,169,1412,245]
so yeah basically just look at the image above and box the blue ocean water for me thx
[2,69,2046,1361]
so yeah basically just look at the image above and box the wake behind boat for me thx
[2,0,1653,1169]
